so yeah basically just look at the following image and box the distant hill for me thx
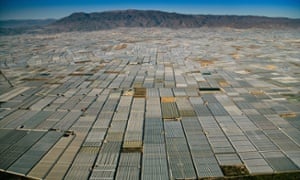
[0,19,55,35]
[0,19,56,28]
[1,10,300,35]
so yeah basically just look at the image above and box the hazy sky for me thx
[0,0,300,20]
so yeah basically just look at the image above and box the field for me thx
[0,28,300,179]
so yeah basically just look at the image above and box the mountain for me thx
[48,10,300,32]
[1,10,300,35]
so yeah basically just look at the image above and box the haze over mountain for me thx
[0,19,55,35]
[0,19,55,28]
[1,10,300,35]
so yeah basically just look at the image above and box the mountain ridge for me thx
[1,9,300,35]
[52,10,300,30]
